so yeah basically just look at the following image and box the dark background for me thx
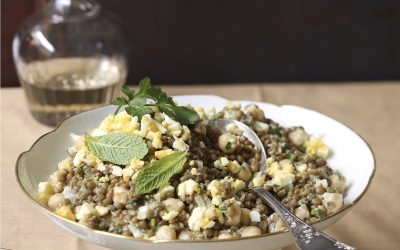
[2,0,400,87]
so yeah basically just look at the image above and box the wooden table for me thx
[1,83,400,250]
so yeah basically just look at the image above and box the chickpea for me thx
[328,174,346,194]
[240,208,251,226]
[225,202,242,226]
[244,104,265,121]
[217,232,233,239]
[218,133,239,153]
[288,128,307,146]
[163,198,184,213]
[249,158,260,173]
[155,225,176,240]
[315,186,326,195]
[178,230,193,240]
[224,109,244,120]
[237,166,252,182]
[48,193,66,211]
[240,226,261,237]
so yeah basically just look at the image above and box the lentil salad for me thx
[37,84,346,241]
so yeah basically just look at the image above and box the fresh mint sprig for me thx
[135,151,188,194]
[85,132,148,165]
[112,77,199,125]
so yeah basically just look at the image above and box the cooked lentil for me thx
[38,102,346,240]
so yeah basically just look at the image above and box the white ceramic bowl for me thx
[16,95,375,250]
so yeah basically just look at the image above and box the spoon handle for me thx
[251,187,355,250]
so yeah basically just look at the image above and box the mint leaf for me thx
[85,132,148,165]
[135,151,188,194]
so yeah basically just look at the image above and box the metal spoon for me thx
[209,119,355,250]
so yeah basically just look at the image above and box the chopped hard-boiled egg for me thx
[177,179,200,200]
[111,165,123,176]
[267,212,287,233]
[181,125,191,141]
[95,205,110,217]
[328,174,346,193]
[161,198,184,221]
[173,138,189,152]
[266,159,295,187]
[152,131,163,149]
[112,186,129,205]
[95,111,140,134]
[99,176,109,183]
[122,168,134,181]
[214,157,231,169]
[72,148,86,167]
[295,163,308,173]
[37,182,55,204]
[57,157,72,170]
[137,205,151,220]
[295,204,310,220]
[75,203,96,223]
[207,180,226,198]
[163,115,182,137]
[233,179,246,191]
[161,211,179,221]
[252,172,266,187]
[188,206,219,231]
[128,158,145,170]
[226,123,243,136]
[314,179,328,189]
[250,210,261,222]
[305,137,330,158]
[159,185,175,199]
[155,149,174,159]
[55,206,75,221]
[138,114,166,138]
[321,192,343,215]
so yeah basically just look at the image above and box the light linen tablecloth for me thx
[1,83,400,250]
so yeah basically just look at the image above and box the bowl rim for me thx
[15,95,376,244]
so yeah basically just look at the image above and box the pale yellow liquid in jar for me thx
[17,57,127,126]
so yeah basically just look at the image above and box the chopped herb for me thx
[269,124,279,134]
[150,218,158,231]
[128,200,138,207]
[311,208,322,217]
[288,153,297,164]
[77,164,85,175]
[225,141,232,150]
[111,206,117,212]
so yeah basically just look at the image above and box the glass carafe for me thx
[13,0,128,126]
